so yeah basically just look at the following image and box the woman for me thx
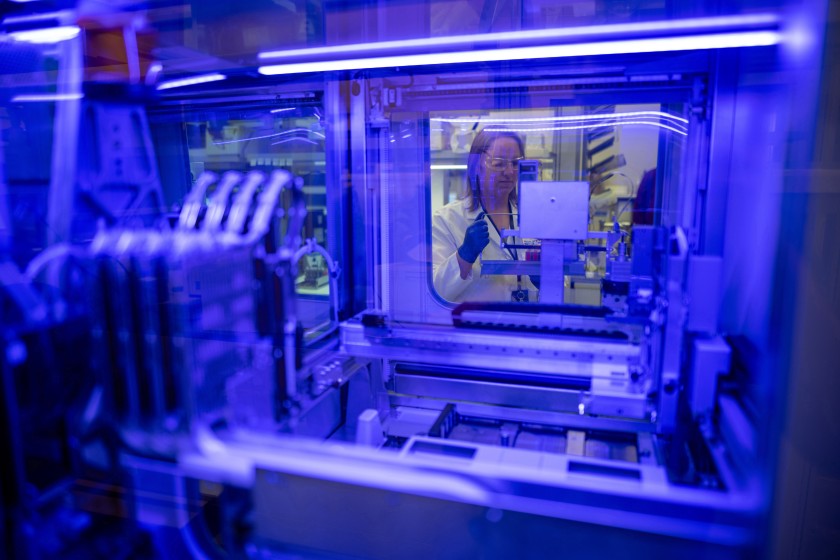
[432,128,539,303]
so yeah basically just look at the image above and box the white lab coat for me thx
[432,198,538,303]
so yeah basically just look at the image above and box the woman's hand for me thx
[457,212,490,264]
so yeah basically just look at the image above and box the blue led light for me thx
[157,73,227,91]
[258,31,781,76]
[432,111,688,125]
[430,165,468,170]
[258,14,780,61]
[11,93,84,102]
[8,25,80,44]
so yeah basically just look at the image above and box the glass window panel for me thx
[157,103,331,339]
[428,103,686,305]
[1,39,69,268]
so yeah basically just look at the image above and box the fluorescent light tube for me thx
[157,73,226,91]
[259,14,780,61]
[11,93,83,102]
[259,31,781,76]
[430,164,468,170]
[432,110,688,125]
[8,25,80,44]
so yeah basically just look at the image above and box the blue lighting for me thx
[258,31,780,76]
[0,1,830,558]
[7,25,80,44]
[430,165,468,170]
[258,14,780,61]
[432,111,688,125]
[11,93,84,102]
[157,73,227,91]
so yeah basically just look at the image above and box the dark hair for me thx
[463,128,525,212]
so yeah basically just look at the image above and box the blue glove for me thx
[458,212,490,264]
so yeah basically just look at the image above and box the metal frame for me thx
[325,76,354,318]
[355,62,708,432]
[46,35,83,245]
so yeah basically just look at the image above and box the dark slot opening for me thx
[394,363,591,392]
[410,441,476,460]
[568,461,641,480]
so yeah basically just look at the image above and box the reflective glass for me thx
[152,103,332,339]
[428,103,686,305]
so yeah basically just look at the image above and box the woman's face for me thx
[480,136,523,206]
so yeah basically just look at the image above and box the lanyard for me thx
[479,200,518,261]
[479,199,522,291]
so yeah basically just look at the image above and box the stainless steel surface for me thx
[455,307,625,333]
[228,434,757,550]
[480,257,586,277]
[657,238,689,433]
[688,336,731,419]
[686,255,723,334]
[341,318,643,380]
[392,373,648,419]
[386,395,656,433]
[394,373,584,414]
[539,240,577,304]
[479,259,541,275]
[519,181,590,240]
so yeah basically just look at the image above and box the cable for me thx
[24,243,87,282]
